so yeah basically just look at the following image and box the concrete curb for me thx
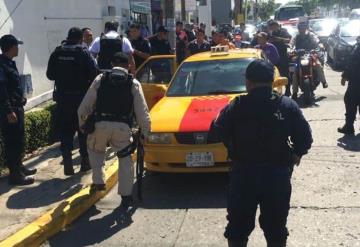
[0,160,119,247]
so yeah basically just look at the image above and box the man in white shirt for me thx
[90,21,136,73]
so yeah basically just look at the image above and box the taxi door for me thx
[135,55,177,109]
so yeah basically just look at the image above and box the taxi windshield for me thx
[167,58,252,96]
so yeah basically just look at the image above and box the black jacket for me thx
[46,41,98,101]
[0,55,26,116]
[209,87,312,164]
[342,43,360,90]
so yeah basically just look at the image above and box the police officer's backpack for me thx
[53,45,88,95]
[95,71,134,125]
[97,35,123,70]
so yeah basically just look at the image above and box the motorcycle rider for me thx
[290,20,328,99]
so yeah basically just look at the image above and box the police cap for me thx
[111,52,129,65]
[67,27,83,41]
[0,34,23,51]
[246,59,274,84]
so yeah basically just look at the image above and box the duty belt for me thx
[96,113,131,125]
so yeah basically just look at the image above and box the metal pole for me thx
[244,0,248,23]
[181,0,186,22]
[164,0,176,51]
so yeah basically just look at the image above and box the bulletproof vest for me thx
[96,71,133,124]
[53,45,89,95]
[97,35,123,70]
[230,93,292,165]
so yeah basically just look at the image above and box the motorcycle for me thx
[289,49,321,105]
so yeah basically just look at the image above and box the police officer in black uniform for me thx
[0,34,36,185]
[209,60,313,247]
[338,37,360,135]
[148,26,172,55]
[129,23,151,68]
[46,27,98,176]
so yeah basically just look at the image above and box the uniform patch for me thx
[179,96,231,132]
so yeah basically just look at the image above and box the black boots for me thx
[80,156,91,172]
[337,124,355,135]
[90,183,106,193]
[21,165,37,176]
[63,152,74,176]
[267,241,287,247]
[120,196,134,209]
[228,240,248,247]
[9,172,34,185]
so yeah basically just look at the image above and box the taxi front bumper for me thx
[144,143,230,173]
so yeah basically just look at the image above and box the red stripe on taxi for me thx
[179,96,231,132]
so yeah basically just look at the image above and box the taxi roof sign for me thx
[211,45,229,55]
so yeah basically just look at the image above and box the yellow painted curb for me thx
[0,160,119,247]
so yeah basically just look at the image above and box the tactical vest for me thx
[53,45,89,95]
[229,93,292,166]
[97,35,123,70]
[95,71,134,125]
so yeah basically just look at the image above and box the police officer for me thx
[46,27,98,176]
[338,37,360,135]
[90,21,136,73]
[0,34,36,185]
[148,26,172,55]
[128,23,151,68]
[209,60,313,247]
[78,52,150,208]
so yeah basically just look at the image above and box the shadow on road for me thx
[137,172,228,209]
[337,134,360,152]
[6,175,82,209]
[48,205,137,247]
[297,95,327,109]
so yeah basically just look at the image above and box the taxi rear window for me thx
[167,58,253,96]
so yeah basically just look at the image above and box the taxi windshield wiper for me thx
[207,90,247,95]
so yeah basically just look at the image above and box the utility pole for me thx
[164,0,176,51]
[181,0,186,22]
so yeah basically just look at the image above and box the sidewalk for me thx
[0,143,116,242]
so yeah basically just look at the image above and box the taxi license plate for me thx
[186,152,214,167]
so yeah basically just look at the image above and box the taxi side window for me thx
[136,58,173,84]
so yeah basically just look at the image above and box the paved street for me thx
[44,66,360,247]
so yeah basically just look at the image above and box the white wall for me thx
[0,0,129,99]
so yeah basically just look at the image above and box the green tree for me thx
[258,0,279,20]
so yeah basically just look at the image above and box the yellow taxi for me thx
[135,55,177,109]
[144,47,287,173]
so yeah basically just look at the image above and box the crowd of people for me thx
[0,16,359,246]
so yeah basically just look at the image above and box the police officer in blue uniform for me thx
[209,60,313,247]
[0,34,36,185]
[47,27,98,176]
[338,37,360,135]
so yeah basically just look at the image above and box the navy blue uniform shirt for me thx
[0,54,25,116]
[210,87,313,157]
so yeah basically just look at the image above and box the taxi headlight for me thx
[147,133,172,144]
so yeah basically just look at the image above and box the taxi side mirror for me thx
[273,77,288,87]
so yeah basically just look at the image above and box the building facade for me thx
[0,0,131,103]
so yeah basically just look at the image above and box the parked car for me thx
[350,8,360,20]
[274,5,307,25]
[327,20,360,69]
[309,18,338,48]
[282,24,298,38]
